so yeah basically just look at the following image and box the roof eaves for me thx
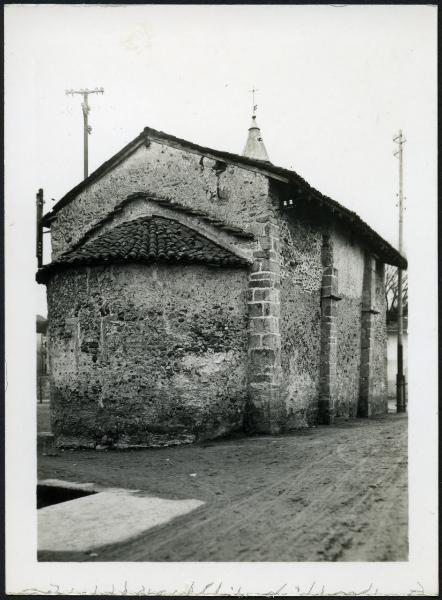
[281,184,407,269]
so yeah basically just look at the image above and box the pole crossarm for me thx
[65,87,104,96]
[66,87,104,179]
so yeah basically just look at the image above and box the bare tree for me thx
[385,265,408,323]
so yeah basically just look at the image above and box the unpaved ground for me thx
[38,413,408,562]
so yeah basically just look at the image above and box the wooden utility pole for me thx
[393,130,406,413]
[36,188,44,268]
[66,87,104,179]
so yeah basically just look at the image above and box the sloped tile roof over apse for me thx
[36,216,250,283]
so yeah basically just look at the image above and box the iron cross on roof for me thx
[249,86,258,116]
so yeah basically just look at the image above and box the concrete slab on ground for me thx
[38,485,204,553]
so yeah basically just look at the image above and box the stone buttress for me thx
[358,255,387,416]
[245,216,284,434]
[318,234,342,424]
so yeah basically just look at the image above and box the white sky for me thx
[4,4,437,316]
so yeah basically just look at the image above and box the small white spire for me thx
[242,115,270,162]
[242,87,270,161]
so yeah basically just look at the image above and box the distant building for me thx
[36,315,49,401]
[36,117,407,449]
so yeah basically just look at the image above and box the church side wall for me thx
[330,227,365,419]
[278,213,323,428]
[47,263,249,448]
[50,141,270,258]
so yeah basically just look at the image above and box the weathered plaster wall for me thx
[47,263,249,448]
[331,227,365,419]
[50,140,270,258]
[278,212,323,428]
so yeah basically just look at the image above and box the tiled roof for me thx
[67,193,255,256]
[36,216,249,283]
[41,125,407,269]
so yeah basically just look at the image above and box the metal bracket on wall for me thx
[322,294,343,302]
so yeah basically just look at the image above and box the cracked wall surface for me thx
[47,264,249,448]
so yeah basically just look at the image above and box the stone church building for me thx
[37,116,407,448]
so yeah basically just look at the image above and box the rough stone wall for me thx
[278,209,323,428]
[50,140,270,258]
[47,263,249,448]
[331,227,365,419]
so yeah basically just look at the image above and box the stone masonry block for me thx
[249,279,274,289]
[322,267,334,279]
[262,302,280,317]
[247,222,266,237]
[248,302,264,318]
[252,373,273,383]
[249,317,279,334]
[249,349,279,373]
[262,333,281,350]
[249,333,263,348]
[253,288,279,303]
[257,259,279,273]
[258,237,272,251]
[253,250,270,259]
[250,271,277,280]
[322,316,337,324]
[264,223,280,237]
[322,303,337,317]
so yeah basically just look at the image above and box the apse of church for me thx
[37,116,406,449]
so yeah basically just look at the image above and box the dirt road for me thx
[38,413,408,562]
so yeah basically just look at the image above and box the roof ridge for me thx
[39,124,406,269]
